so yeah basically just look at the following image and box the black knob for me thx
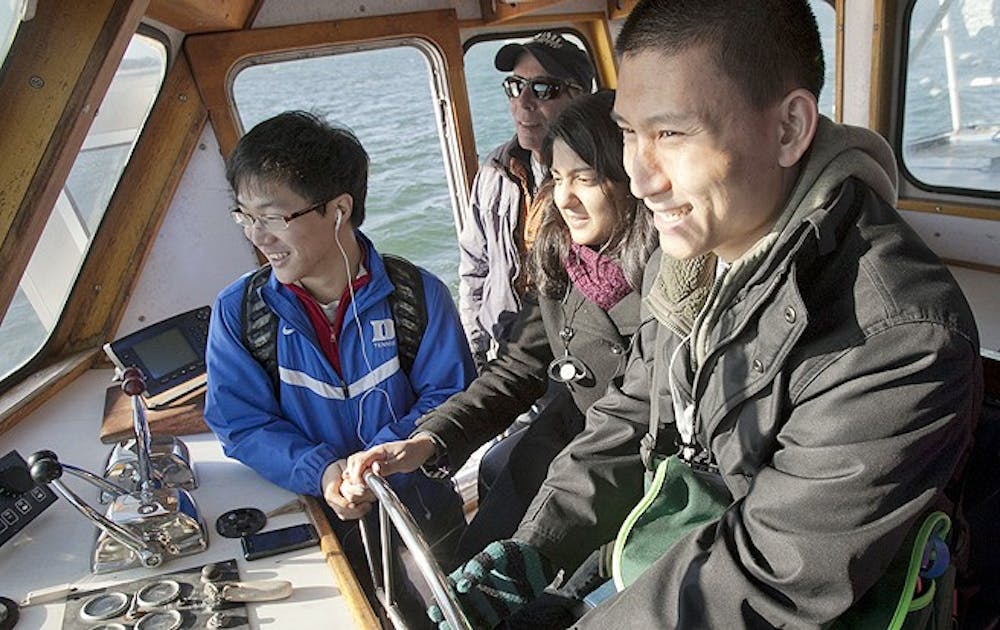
[201,563,221,582]
[0,596,20,630]
[29,455,63,485]
[26,450,58,467]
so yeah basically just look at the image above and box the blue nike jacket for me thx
[205,231,475,496]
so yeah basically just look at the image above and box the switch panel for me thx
[0,450,57,548]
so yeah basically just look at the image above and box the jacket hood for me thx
[647,116,899,337]
[770,116,897,240]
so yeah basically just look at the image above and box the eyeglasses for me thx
[502,75,580,101]
[230,200,326,231]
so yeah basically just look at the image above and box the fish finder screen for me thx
[131,328,198,379]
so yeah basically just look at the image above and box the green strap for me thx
[887,511,951,630]
[611,456,670,591]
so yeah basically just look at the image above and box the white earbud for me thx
[335,208,343,229]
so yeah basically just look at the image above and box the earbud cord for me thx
[334,224,399,444]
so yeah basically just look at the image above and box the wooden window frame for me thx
[0,1,207,433]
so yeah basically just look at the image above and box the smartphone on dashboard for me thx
[241,523,320,561]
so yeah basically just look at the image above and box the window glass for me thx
[902,0,1000,193]
[464,32,591,163]
[0,33,167,381]
[231,44,461,296]
[810,0,837,119]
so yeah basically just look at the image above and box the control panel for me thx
[0,450,57,548]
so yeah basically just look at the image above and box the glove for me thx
[428,539,553,630]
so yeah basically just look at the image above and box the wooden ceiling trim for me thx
[459,9,607,30]
[185,9,478,188]
[479,0,570,24]
[0,0,149,323]
[49,56,209,357]
[607,0,638,21]
[146,0,257,34]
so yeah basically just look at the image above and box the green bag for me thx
[611,454,730,590]
[612,454,954,630]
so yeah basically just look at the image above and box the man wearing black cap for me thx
[458,32,595,367]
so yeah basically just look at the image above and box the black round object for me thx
[215,507,266,538]
[0,596,19,630]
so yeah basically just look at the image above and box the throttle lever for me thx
[28,450,162,569]
[121,367,158,498]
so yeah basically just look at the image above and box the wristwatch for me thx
[416,432,452,480]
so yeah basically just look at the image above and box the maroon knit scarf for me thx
[565,242,632,311]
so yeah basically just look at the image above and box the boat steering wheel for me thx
[359,472,472,630]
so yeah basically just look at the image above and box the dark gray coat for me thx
[416,284,642,470]
[516,176,981,629]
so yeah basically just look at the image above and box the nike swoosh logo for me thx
[282,326,295,335]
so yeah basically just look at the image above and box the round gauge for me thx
[136,579,181,608]
[88,624,127,630]
[134,609,183,630]
[79,592,129,622]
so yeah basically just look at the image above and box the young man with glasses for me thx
[203,111,474,576]
[459,32,595,368]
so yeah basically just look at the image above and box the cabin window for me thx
[900,0,1000,194]
[0,32,167,381]
[0,0,32,65]
[811,0,838,119]
[464,31,593,163]
[231,42,463,297]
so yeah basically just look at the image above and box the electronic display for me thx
[131,328,199,379]
[104,305,211,404]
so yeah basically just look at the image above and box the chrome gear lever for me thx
[27,369,209,573]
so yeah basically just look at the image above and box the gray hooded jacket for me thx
[516,118,982,629]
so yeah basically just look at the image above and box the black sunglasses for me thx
[502,75,580,101]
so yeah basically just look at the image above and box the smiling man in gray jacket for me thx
[440,1,982,628]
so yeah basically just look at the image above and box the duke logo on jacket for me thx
[370,318,396,347]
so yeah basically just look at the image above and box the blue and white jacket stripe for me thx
[205,231,475,496]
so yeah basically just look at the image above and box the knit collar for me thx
[565,242,632,311]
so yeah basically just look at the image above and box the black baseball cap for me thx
[495,32,595,91]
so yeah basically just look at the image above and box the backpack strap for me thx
[241,265,280,391]
[382,254,427,376]
[239,256,428,390]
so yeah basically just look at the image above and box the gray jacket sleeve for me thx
[414,296,551,469]
[458,166,494,357]
[514,313,657,572]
